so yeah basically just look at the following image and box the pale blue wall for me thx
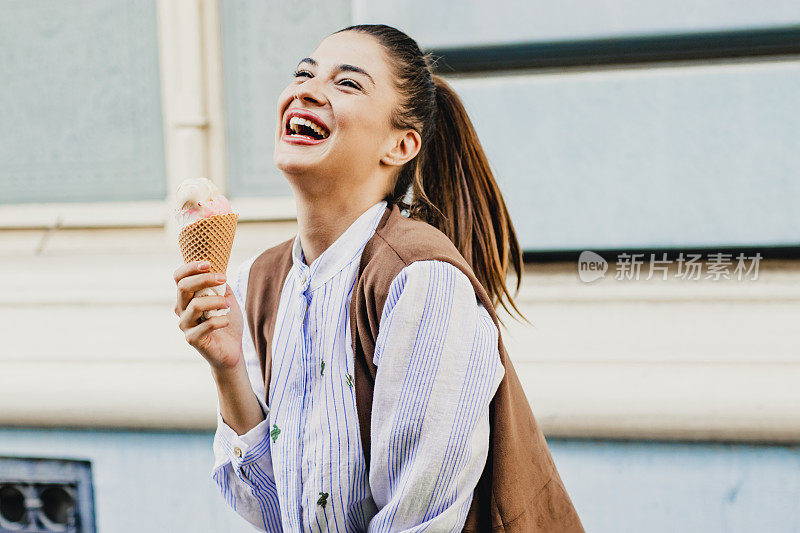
[2,429,798,532]
[0,0,166,204]
[448,64,800,250]
[554,439,800,532]
[354,0,800,47]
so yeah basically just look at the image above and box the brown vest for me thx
[246,203,584,532]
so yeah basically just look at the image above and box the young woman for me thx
[173,24,581,532]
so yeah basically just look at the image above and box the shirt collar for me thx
[291,200,388,291]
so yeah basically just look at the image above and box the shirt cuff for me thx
[214,398,271,469]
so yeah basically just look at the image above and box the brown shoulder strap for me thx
[349,206,403,469]
[244,237,294,403]
[351,203,495,470]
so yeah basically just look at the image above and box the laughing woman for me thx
[173,24,582,532]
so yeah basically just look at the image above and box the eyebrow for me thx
[297,57,375,87]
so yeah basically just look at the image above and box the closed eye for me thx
[338,79,361,90]
[293,69,362,91]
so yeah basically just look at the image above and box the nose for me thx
[292,77,328,107]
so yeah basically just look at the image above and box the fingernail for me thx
[198,261,210,270]
[215,274,226,283]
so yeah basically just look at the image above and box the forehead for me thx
[306,31,392,86]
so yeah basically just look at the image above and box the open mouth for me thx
[285,114,330,141]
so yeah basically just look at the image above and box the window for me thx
[0,0,166,206]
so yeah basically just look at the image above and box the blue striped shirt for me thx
[212,200,505,531]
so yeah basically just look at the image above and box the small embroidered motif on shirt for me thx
[320,360,325,376]
[270,424,281,443]
[345,373,353,388]
[317,491,329,508]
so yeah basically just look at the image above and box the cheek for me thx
[339,105,389,146]
[275,87,295,119]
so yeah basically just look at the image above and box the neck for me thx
[294,191,384,265]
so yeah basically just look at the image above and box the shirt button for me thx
[233,446,242,458]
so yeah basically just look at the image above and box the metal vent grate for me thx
[0,457,95,533]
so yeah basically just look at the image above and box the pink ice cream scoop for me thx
[175,178,233,227]
[179,194,232,226]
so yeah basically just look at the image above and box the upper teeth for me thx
[289,116,329,138]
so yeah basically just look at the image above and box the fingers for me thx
[184,315,231,347]
[178,272,227,294]
[175,272,226,314]
[174,260,210,315]
[173,260,210,283]
[173,261,227,316]
[178,295,230,331]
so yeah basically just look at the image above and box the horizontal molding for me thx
[0,200,168,229]
[430,25,800,73]
[522,361,800,443]
[2,223,798,440]
[2,360,799,442]
[0,361,218,430]
[524,244,800,263]
[0,196,296,229]
[3,277,797,364]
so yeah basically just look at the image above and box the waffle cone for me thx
[178,212,239,274]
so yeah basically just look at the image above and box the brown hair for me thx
[333,24,526,322]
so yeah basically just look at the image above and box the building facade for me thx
[1,1,798,531]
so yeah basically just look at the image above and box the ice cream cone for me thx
[178,212,239,319]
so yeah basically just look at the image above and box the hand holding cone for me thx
[175,178,238,320]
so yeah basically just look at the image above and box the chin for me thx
[276,161,314,176]
[274,155,330,184]
[274,149,314,171]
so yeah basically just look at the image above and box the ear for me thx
[380,129,422,168]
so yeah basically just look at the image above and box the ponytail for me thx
[412,76,525,322]
[334,25,526,323]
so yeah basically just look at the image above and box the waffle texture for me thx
[178,212,239,273]
[178,212,238,319]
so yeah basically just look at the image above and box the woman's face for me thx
[274,31,414,196]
